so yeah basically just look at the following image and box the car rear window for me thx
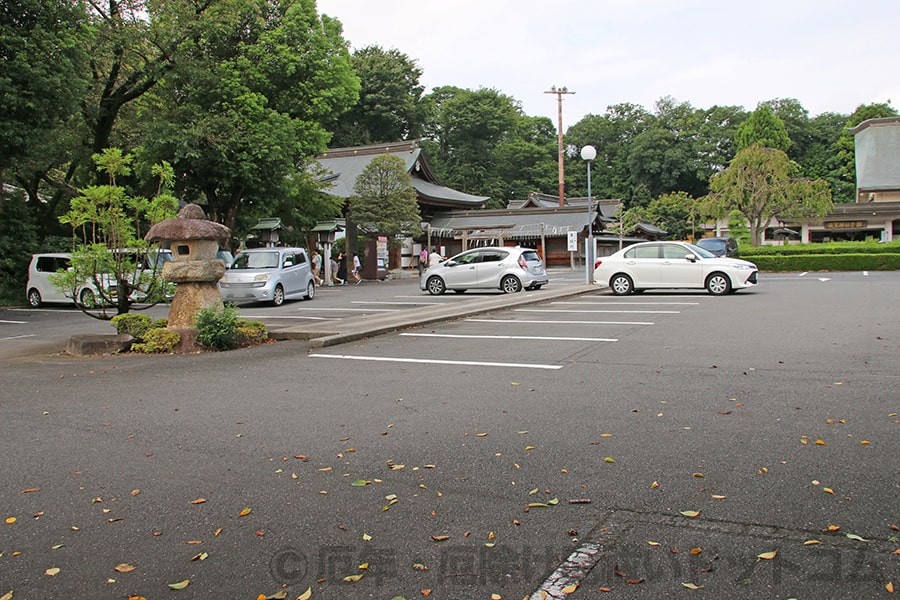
[521,251,541,262]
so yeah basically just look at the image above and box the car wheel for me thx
[80,288,96,307]
[426,276,446,295]
[453,289,467,294]
[272,284,285,306]
[500,275,522,293]
[609,274,633,295]
[706,272,731,295]
[304,280,315,300]
[27,288,42,308]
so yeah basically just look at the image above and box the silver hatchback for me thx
[420,246,548,295]
[218,247,315,305]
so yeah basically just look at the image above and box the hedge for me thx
[741,240,900,257]
[749,253,900,272]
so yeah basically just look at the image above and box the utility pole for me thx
[545,85,575,207]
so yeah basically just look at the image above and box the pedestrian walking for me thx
[351,254,362,284]
[418,247,428,275]
[311,249,323,285]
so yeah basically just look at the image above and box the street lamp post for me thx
[581,145,597,283]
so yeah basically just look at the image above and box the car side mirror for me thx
[444,260,456,267]
[684,254,697,262]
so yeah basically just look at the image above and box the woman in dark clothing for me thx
[336,252,348,284]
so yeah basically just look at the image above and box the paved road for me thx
[1,271,897,599]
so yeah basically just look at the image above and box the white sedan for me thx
[593,241,759,295]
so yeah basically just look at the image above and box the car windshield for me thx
[231,252,279,269]
[684,243,717,259]
[698,239,725,251]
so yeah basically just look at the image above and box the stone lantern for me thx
[145,204,232,338]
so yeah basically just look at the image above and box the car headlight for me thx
[732,264,754,270]
[254,274,271,282]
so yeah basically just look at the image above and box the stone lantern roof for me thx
[145,204,231,244]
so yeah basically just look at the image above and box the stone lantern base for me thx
[167,282,225,328]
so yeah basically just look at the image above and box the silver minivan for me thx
[218,247,316,305]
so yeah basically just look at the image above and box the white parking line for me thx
[351,300,445,305]
[1,334,36,341]
[516,308,680,314]
[241,315,338,321]
[308,353,563,370]
[468,318,655,325]
[284,307,400,312]
[0,319,28,324]
[551,301,699,305]
[400,333,617,342]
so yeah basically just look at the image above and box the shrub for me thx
[236,320,268,346]
[195,304,241,350]
[111,313,153,339]
[131,328,181,353]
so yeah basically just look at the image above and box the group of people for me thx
[310,249,360,286]
[418,247,444,274]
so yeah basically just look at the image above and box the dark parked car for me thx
[696,237,739,257]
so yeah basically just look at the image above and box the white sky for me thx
[316,0,900,129]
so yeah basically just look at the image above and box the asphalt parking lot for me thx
[1,270,898,599]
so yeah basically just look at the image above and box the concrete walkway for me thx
[268,282,600,347]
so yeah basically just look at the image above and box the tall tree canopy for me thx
[707,145,832,246]
[330,45,425,147]
[137,0,360,234]
[735,104,792,152]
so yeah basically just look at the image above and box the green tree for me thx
[735,105,792,152]
[0,0,91,220]
[565,103,654,200]
[422,86,520,197]
[137,0,359,234]
[330,45,425,147]
[349,154,421,242]
[643,191,697,241]
[54,149,177,317]
[706,145,832,246]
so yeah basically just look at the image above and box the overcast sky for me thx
[316,0,899,130]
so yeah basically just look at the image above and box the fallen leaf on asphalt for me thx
[431,535,449,542]
[711,494,727,499]
[20,488,40,494]
[45,567,60,576]
[690,548,702,555]
[815,439,826,446]
[491,594,501,599]
[626,578,645,584]
[823,487,835,494]
[604,457,616,463]
[342,574,364,582]
[412,563,429,571]
[650,481,659,489]
[190,552,208,561]
[846,533,868,542]
[682,582,704,589]
[1,591,12,600]
[297,587,312,600]
[476,433,488,437]
[190,498,206,505]
[238,507,252,517]
[351,480,371,487]
[562,583,579,593]
[168,579,190,590]
[647,541,661,546]
[680,510,700,518]
[757,550,777,560]
[362,533,372,541]
[4,517,15,525]
[886,581,894,593]
[804,540,821,545]
[598,587,612,593]
[114,563,137,572]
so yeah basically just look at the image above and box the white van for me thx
[26,253,76,307]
